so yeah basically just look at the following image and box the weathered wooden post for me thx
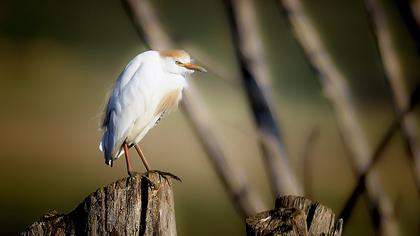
[21,172,177,236]
[246,196,343,236]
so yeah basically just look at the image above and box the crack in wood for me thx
[21,172,177,236]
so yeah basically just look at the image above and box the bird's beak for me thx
[182,63,207,73]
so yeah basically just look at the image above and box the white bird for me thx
[99,50,206,176]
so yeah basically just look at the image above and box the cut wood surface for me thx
[21,172,177,236]
[246,196,342,236]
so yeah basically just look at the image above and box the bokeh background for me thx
[1,0,419,235]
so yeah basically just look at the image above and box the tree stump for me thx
[246,195,343,236]
[21,172,177,236]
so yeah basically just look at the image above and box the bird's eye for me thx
[175,60,183,66]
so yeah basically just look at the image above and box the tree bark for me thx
[21,172,177,236]
[246,196,342,236]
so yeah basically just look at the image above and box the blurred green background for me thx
[0,0,419,235]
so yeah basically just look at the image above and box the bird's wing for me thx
[101,55,144,128]
[100,54,154,161]
[154,88,182,116]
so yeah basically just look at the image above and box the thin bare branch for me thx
[121,0,265,216]
[365,0,420,194]
[223,0,302,197]
[302,128,319,198]
[276,0,400,235]
[339,83,420,228]
[393,194,403,220]
[394,0,420,55]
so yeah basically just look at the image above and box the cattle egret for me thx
[99,50,206,176]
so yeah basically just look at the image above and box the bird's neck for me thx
[162,73,188,90]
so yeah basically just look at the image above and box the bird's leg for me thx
[134,144,151,172]
[134,144,181,183]
[123,142,134,177]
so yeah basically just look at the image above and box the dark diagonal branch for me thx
[121,0,264,216]
[394,0,420,55]
[365,0,420,195]
[223,0,302,197]
[339,84,420,227]
[302,128,319,197]
[276,0,400,235]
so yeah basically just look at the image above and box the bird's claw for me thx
[144,170,182,184]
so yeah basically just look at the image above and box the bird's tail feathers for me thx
[100,131,126,167]
[99,142,104,152]
[100,132,114,166]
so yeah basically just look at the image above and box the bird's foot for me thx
[144,170,182,184]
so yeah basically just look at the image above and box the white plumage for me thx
[99,50,205,169]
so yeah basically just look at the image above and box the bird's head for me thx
[159,50,206,75]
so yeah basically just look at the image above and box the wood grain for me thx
[21,172,177,236]
[246,196,342,236]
